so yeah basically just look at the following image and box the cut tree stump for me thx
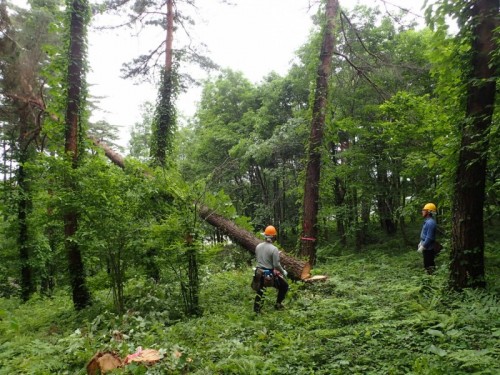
[86,352,122,374]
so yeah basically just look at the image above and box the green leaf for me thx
[426,328,444,337]
[428,344,447,357]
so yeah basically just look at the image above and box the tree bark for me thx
[449,0,498,290]
[64,0,91,309]
[165,0,174,72]
[300,0,339,264]
[92,137,126,168]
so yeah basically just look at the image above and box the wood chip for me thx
[303,275,328,283]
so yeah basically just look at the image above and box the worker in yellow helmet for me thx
[418,203,438,274]
[251,225,289,313]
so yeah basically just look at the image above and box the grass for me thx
[0,245,499,374]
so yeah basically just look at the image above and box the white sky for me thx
[87,0,426,149]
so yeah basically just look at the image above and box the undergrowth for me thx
[0,246,499,374]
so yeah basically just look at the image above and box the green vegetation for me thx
[1,239,499,374]
[1,1,499,373]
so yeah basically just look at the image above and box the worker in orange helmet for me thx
[251,225,289,313]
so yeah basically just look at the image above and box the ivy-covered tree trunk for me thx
[151,0,176,167]
[64,0,91,309]
[300,0,339,265]
[449,0,498,290]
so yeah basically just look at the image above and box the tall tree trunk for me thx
[64,0,91,309]
[151,0,175,166]
[300,0,339,265]
[450,0,498,290]
[147,2,176,277]
[12,76,38,301]
[3,7,59,300]
[18,149,33,301]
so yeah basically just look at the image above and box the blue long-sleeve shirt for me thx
[420,217,437,250]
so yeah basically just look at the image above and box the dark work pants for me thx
[423,248,435,274]
[254,276,289,313]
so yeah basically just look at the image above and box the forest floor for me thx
[1,241,499,374]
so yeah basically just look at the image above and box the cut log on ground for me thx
[92,139,312,280]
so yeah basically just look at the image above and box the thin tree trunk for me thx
[185,239,201,317]
[300,0,339,264]
[376,164,397,236]
[41,200,56,296]
[64,0,91,310]
[329,136,348,246]
[399,191,409,245]
[450,0,498,290]
[109,242,124,314]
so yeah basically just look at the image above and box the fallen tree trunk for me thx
[91,139,312,280]
[198,205,311,280]
[91,138,126,169]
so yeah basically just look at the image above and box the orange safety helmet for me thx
[264,225,277,237]
[423,203,437,212]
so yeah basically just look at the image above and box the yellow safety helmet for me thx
[423,203,437,212]
[264,225,277,237]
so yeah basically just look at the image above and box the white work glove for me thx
[282,270,288,277]
[417,242,425,253]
